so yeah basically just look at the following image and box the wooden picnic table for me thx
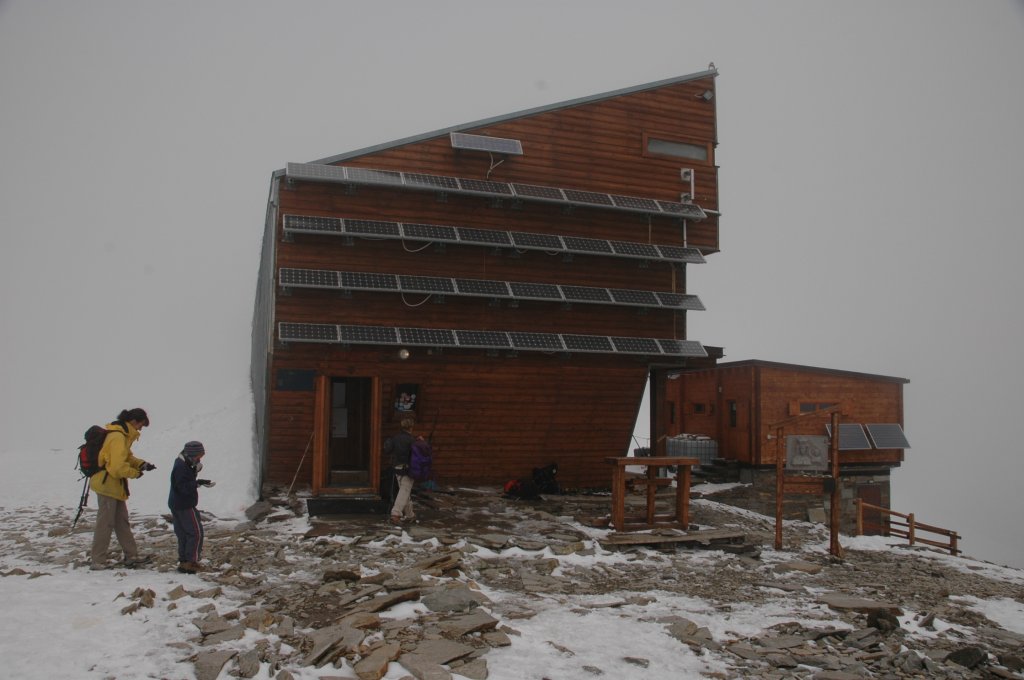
[605,456,699,531]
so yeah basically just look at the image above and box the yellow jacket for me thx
[89,422,148,501]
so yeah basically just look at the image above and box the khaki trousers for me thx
[90,493,138,565]
[390,474,415,520]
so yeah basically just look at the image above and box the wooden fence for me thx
[855,499,961,556]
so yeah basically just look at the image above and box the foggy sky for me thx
[2,1,1022,568]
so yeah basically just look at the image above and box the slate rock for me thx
[945,645,987,669]
[193,650,237,680]
[354,642,401,680]
[236,649,261,678]
[245,501,273,522]
[399,652,453,680]
[438,610,499,637]
[866,609,901,633]
[302,623,364,667]
[412,638,476,665]
[774,559,822,574]
[450,657,488,679]
[422,584,480,613]
[818,593,902,615]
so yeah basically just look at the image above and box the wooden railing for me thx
[855,499,961,556]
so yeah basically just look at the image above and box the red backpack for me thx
[76,425,111,478]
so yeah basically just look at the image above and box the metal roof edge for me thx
[309,67,719,166]
[683,359,910,385]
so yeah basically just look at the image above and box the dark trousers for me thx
[171,507,204,564]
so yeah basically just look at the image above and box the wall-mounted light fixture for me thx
[398,348,410,360]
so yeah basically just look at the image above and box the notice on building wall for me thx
[393,383,419,415]
[786,435,829,471]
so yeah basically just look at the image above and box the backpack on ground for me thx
[77,425,111,479]
[409,438,433,482]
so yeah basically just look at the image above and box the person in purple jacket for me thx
[168,441,214,574]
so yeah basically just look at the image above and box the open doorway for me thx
[328,377,373,488]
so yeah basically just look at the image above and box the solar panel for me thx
[456,227,512,246]
[657,200,707,219]
[510,232,563,250]
[509,332,563,351]
[511,184,564,201]
[399,276,455,293]
[656,245,706,264]
[279,268,339,288]
[345,167,404,186]
[399,327,457,346]
[562,335,614,353]
[338,325,399,344]
[509,282,563,300]
[450,132,524,156]
[657,339,707,357]
[825,424,873,451]
[458,178,514,195]
[455,279,511,297]
[610,195,660,211]
[610,241,660,258]
[655,292,705,310]
[611,337,661,354]
[563,189,614,206]
[610,289,659,306]
[454,330,510,348]
[279,323,339,343]
[283,214,343,233]
[865,424,911,449]
[343,219,401,237]
[401,223,459,242]
[285,163,347,183]
[403,173,460,191]
[339,271,399,290]
[562,236,614,254]
[561,286,613,303]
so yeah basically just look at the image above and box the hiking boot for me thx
[89,563,108,571]
[124,554,154,568]
[177,562,198,574]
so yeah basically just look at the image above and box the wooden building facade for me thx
[662,360,910,529]
[251,69,723,507]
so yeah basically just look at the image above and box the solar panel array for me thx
[285,162,707,220]
[824,423,910,450]
[278,322,707,357]
[824,423,873,451]
[865,423,911,449]
[450,132,524,156]
[279,267,704,310]
[282,215,706,265]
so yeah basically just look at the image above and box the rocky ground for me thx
[7,484,1024,679]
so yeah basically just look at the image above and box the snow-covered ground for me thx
[1,393,1022,679]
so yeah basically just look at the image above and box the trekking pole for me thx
[287,430,315,497]
[71,477,90,530]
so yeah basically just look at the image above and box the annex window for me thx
[643,133,710,163]
[798,401,838,414]
[728,400,738,427]
[692,402,706,415]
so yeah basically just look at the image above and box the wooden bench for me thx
[605,456,699,531]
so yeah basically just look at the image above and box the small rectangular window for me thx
[728,400,738,428]
[646,136,708,162]
[692,403,706,415]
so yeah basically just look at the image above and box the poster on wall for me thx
[394,383,419,415]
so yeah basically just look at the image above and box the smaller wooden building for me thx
[658,360,910,531]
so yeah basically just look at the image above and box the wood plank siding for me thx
[255,71,721,495]
[666,361,908,467]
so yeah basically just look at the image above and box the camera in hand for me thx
[140,462,156,472]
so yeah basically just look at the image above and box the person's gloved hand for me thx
[140,462,157,472]
[197,479,216,487]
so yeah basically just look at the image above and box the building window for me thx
[692,403,706,415]
[728,400,737,427]
[800,402,837,414]
[644,133,710,162]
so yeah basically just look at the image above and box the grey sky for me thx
[2,1,1022,567]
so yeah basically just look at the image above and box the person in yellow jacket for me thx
[89,408,156,570]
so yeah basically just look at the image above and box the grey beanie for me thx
[182,441,205,459]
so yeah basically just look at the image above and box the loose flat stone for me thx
[399,652,453,680]
[472,534,511,549]
[301,623,364,666]
[354,642,401,680]
[818,593,902,615]
[193,650,237,680]
[759,634,807,650]
[413,638,476,665]
[439,610,499,637]
[774,560,823,574]
[422,584,480,613]
[450,657,488,680]
[201,623,246,646]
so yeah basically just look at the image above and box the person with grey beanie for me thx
[168,440,214,574]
